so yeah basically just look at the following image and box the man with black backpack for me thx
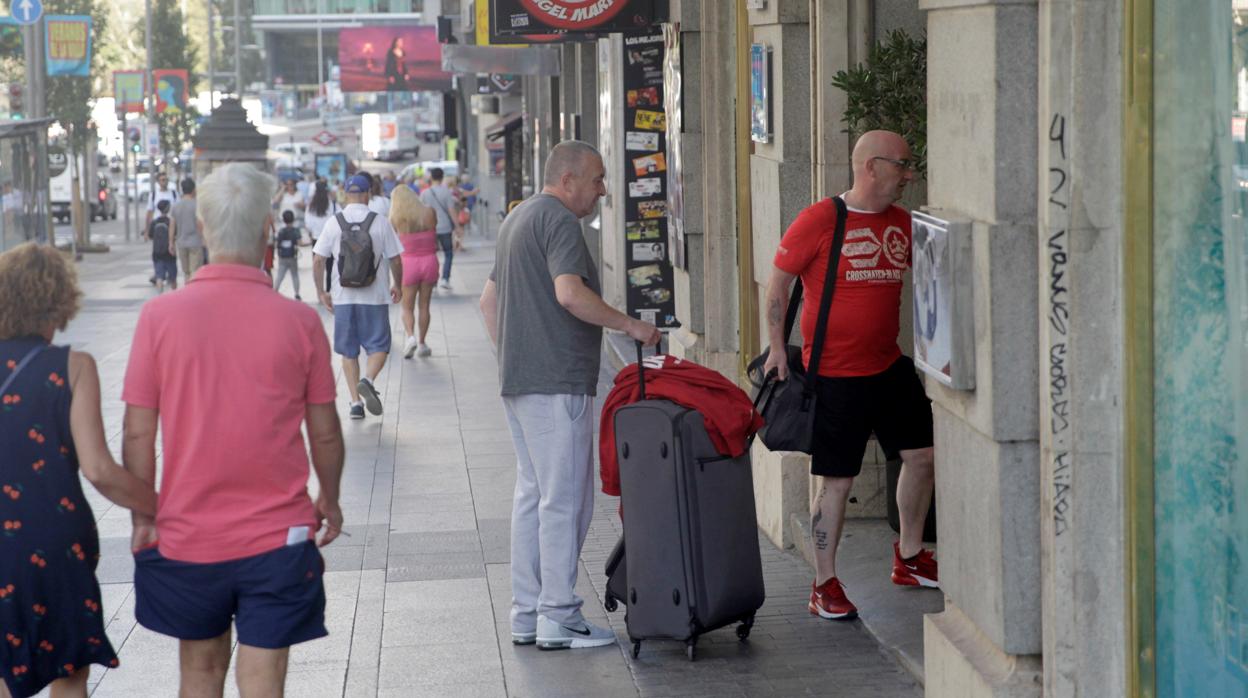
[312,173,403,420]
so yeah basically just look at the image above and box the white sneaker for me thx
[438,279,452,292]
[403,335,418,359]
[535,614,616,650]
[416,343,432,357]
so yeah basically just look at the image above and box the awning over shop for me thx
[486,112,524,140]
[441,45,561,77]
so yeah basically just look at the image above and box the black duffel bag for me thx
[747,197,847,454]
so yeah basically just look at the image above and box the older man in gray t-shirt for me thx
[480,141,659,651]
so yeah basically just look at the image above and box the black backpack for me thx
[335,211,379,288]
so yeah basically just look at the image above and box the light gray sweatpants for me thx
[503,393,595,630]
[274,256,300,295]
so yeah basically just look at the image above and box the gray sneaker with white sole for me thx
[535,615,615,650]
[357,377,383,415]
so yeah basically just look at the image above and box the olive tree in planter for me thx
[832,29,927,202]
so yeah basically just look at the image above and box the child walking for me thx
[149,199,177,292]
[273,210,303,300]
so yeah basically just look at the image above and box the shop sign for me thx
[912,211,976,390]
[492,0,658,36]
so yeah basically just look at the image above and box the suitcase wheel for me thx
[685,638,697,661]
[631,640,642,659]
[736,614,755,642]
[604,596,618,613]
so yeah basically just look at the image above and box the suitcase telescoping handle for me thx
[634,335,665,400]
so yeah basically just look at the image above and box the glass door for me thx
[1149,1,1248,694]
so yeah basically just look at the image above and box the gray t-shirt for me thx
[170,198,201,249]
[420,184,456,234]
[491,193,602,396]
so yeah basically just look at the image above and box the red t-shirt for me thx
[772,198,911,377]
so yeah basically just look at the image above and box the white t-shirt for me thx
[303,201,338,241]
[311,203,402,306]
[148,187,178,212]
[368,195,391,218]
[276,191,304,220]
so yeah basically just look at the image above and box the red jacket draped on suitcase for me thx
[600,355,765,496]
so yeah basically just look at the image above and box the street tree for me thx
[137,0,200,164]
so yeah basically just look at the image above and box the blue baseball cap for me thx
[345,174,371,193]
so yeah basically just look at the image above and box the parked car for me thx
[126,173,151,204]
[397,159,460,183]
[273,141,316,170]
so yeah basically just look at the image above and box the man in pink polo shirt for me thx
[121,163,346,696]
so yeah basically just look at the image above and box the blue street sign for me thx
[10,0,42,26]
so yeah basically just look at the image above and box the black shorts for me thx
[810,356,934,478]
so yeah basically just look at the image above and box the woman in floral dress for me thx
[0,243,157,698]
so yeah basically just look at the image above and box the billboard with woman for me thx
[338,26,452,93]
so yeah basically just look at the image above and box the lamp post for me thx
[234,0,242,96]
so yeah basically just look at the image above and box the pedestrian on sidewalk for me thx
[480,140,661,650]
[312,173,403,420]
[762,130,938,623]
[420,167,462,292]
[273,210,304,300]
[169,178,204,285]
[149,199,177,293]
[121,163,346,698]
[304,180,339,244]
[0,243,159,698]
[367,171,391,219]
[390,185,438,359]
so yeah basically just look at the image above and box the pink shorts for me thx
[401,253,439,287]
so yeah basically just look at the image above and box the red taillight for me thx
[98,190,106,202]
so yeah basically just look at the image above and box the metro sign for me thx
[312,130,338,147]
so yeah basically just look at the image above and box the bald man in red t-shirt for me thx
[763,130,938,622]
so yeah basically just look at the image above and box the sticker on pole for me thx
[11,0,43,25]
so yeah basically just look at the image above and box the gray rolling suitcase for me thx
[610,345,765,661]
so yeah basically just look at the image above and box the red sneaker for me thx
[808,577,858,620]
[892,542,939,588]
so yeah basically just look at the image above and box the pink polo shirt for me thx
[122,264,337,563]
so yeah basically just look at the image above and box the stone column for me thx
[747,0,812,549]
[1036,0,1126,695]
[919,0,1044,694]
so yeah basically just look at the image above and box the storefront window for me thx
[1152,2,1248,693]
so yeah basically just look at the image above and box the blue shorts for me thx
[153,256,177,282]
[333,304,392,358]
[133,541,327,649]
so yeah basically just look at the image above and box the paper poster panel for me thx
[338,26,452,93]
[620,30,677,329]
[153,69,189,114]
[44,15,91,77]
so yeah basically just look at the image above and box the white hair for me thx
[197,163,276,261]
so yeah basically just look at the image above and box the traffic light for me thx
[132,143,141,154]
[8,83,22,120]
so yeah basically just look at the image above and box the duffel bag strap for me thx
[802,196,848,399]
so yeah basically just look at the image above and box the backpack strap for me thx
[335,211,350,232]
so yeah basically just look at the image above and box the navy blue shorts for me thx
[133,541,327,649]
[153,256,177,282]
[333,304,392,358]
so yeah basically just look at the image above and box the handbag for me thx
[747,197,848,453]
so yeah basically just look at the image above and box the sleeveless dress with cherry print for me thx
[0,337,119,698]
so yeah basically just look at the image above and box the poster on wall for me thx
[621,30,678,330]
[338,26,452,93]
[44,15,91,77]
[315,153,350,189]
[492,0,659,36]
[912,211,975,390]
[750,43,772,143]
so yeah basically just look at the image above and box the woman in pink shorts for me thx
[390,186,439,358]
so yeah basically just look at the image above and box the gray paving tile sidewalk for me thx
[44,235,919,697]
